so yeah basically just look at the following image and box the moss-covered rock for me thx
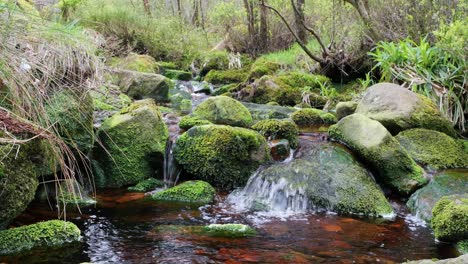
[329,114,426,195]
[336,101,358,120]
[204,69,248,85]
[396,129,468,170]
[170,93,192,114]
[46,90,94,153]
[174,125,271,190]
[242,102,295,123]
[0,220,80,256]
[203,224,256,238]
[90,85,132,112]
[275,71,330,90]
[432,195,468,242]
[118,71,173,103]
[251,119,299,149]
[108,53,159,73]
[291,108,337,131]
[57,179,96,205]
[192,96,252,127]
[92,99,169,188]
[248,58,281,80]
[128,178,165,192]
[457,240,468,254]
[179,115,212,130]
[0,138,52,229]
[355,83,456,136]
[212,83,239,96]
[238,142,393,217]
[200,51,230,77]
[163,70,192,81]
[407,170,467,222]
[152,180,215,204]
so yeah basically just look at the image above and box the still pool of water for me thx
[1,189,458,264]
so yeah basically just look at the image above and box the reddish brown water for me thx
[1,189,458,264]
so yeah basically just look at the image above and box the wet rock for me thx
[92,99,169,188]
[203,224,256,238]
[403,254,468,263]
[329,114,426,196]
[128,178,165,193]
[432,195,468,242]
[117,70,173,103]
[396,129,468,170]
[174,125,270,190]
[0,220,81,256]
[192,96,252,127]
[152,180,215,204]
[179,115,212,130]
[252,119,299,148]
[269,139,291,161]
[407,170,467,222]
[57,179,96,206]
[336,101,358,120]
[355,83,455,136]
[242,102,295,123]
[291,108,337,132]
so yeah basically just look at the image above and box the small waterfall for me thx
[227,168,309,216]
[163,140,182,188]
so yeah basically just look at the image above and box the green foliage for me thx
[432,195,468,242]
[152,180,215,204]
[0,220,80,255]
[369,38,467,131]
[434,18,468,59]
[174,125,270,190]
[252,119,299,148]
[128,178,165,192]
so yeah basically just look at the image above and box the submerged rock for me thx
[128,178,165,193]
[229,142,393,217]
[329,114,426,195]
[93,99,169,188]
[432,195,468,242]
[192,96,253,127]
[269,139,291,162]
[203,224,256,238]
[174,125,270,190]
[396,129,468,170]
[407,170,468,222]
[355,83,455,136]
[0,220,81,255]
[152,180,215,204]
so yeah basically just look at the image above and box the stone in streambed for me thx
[151,180,215,204]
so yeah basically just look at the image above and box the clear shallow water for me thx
[2,189,458,264]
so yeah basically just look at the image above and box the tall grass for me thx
[369,38,467,132]
[75,0,212,68]
[0,3,102,208]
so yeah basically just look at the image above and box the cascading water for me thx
[162,139,181,188]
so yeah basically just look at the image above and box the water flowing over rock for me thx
[228,140,394,217]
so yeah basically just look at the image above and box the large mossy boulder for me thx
[355,83,456,136]
[432,195,468,242]
[151,180,215,204]
[291,108,337,131]
[407,170,468,222]
[396,129,468,170]
[329,114,426,195]
[237,142,393,217]
[108,53,160,73]
[0,138,52,229]
[0,220,80,255]
[174,125,271,190]
[93,99,169,188]
[46,90,94,153]
[192,96,253,127]
[117,71,173,103]
[251,119,299,148]
[242,102,295,123]
[204,69,248,85]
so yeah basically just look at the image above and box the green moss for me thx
[252,119,299,148]
[158,61,178,70]
[204,69,248,85]
[152,180,215,204]
[411,95,457,137]
[457,240,468,254]
[57,179,96,206]
[0,220,80,255]
[242,102,295,123]
[128,178,165,192]
[291,108,337,130]
[248,58,281,79]
[109,53,159,73]
[200,51,230,77]
[192,96,252,127]
[174,125,271,190]
[93,99,169,188]
[179,115,212,130]
[170,93,193,113]
[432,195,468,242]
[336,101,358,120]
[329,114,426,196]
[163,70,192,81]
[396,129,468,170]
[276,71,330,89]
[202,224,256,238]
[213,83,239,96]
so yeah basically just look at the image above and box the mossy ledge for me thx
[151,180,215,204]
[0,220,81,256]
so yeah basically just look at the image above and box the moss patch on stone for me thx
[204,69,248,85]
[202,224,256,238]
[200,51,230,77]
[152,180,215,204]
[432,195,468,242]
[252,119,299,148]
[174,125,271,190]
[192,96,252,127]
[164,70,192,81]
[248,58,281,80]
[457,240,468,254]
[0,220,81,255]
[128,178,165,192]
[291,108,337,132]
[276,71,330,90]
[336,101,358,120]
[179,115,212,130]
[396,129,468,170]
[109,53,159,73]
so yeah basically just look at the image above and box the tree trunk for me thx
[259,1,269,52]
[242,0,257,54]
[293,0,307,43]
[343,0,381,41]
[143,0,151,15]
